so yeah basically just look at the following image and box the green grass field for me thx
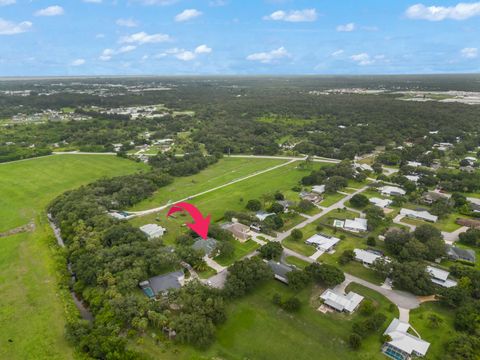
[130,157,286,211]
[0,155,146,360]
[135,281,398,360]
[409,302,456,359]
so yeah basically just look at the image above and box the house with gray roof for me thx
[446,245,476,263]
[139,270,185,298]
[192,237,218,257]
[267,260,293,284]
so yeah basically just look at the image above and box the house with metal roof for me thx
[305,233,340,252]
[140,223,166,239]
[426,266,457,288]
[354,248,384,266]
[400,208,438,223]
[267,260,293,284]
[380,186,406,197]
[344,218,368,232]
[320,289,364,313]
[139,270,185,298]
[370,197,393,208]
[382,318,430,360]
[312,185,326,194]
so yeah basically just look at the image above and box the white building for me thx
[305,233,340,252]
[344,218,368,232]
[320,289,364,313]
[380,186,406,197]
[356,163,373,172]
[354,249,383,266]
[407,161,422,167]
[405,175,420,183]
[400,208,438,223]
[140,224,166,239]
[426,266,457,288]
[369,197,393,208]
[312,185,326,194]
[382,318,430,360]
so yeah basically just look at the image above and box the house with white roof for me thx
[320,289,364,313]
[354,249,384,266]
[426,266,457,288]
[140,224,166,239]
[407,161,422,168]
[400,208,438,223]
[369,197,393,208]
[312,185,326,194]
[405,175,420,183]
[380,186,406,197]
[255,211,275,221]
[305,233,340,252]
[344,218,368,232]
[382,318,430,360]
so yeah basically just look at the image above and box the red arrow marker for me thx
[167,202,211,239]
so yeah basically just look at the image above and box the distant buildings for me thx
[305,233,340,252]
[320,289,364,313]
[140,223,166,239]
[139,270,185,298]
[406,161,422,168]
[400,208,438,223]
[405,175,420,183]
[426,266,457,288]
[382,318,430,360]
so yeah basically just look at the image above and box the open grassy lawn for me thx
[0,155,146,360]
[215,240,260,267]
[409,302,456,360]
[282,236,317,256]
[280,212,306,231]
[130,157,286,211]
[320,192,347,207]
[136,281,397,360]
[197,266,217,279]
[285,255,310,269]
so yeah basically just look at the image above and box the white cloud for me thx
[331,49,344,57]
[246,46,290,63]
[0,18,32,35]
[116,18,138,27]
[406,2,480,21]
[70,59,86,66]
[336,22,355,32]
[35,5,64,17]
[118,45,137,53]
[461,47,478,58]
[119,31,171,44]
[263,9,317,22]
[0,0,15,6]
[175,50,196,61]
[350,53,374,66]
[195,44,212,54]
[175,9,202,22]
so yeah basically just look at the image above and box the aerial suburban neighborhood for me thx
[1,1,480,359]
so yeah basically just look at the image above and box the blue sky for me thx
[0,0,479,75]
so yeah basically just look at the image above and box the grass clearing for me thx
[285,256,310,269]
[130,157,286,211]
[136,280,397,360]
[215,240,260,266]
[0,154,146,360]
[320,192,347,207]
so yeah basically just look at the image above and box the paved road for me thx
[275,186,369,242]
[129,158,296,217]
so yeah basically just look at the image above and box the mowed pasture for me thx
[130,157,287,211]
[136,281,398,360]
[0,155,147,360]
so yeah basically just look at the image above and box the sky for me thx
[0,0,479,76]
